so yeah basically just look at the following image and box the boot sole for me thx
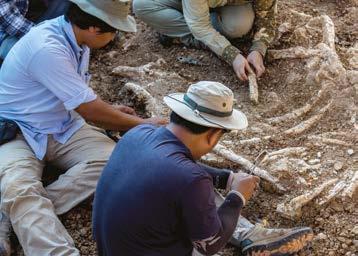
[242,228,314,256]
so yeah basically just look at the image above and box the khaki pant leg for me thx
[133,0,192,37]
[0,135,79,256]
[46,124,115,215]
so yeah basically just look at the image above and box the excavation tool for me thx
[177,56,206,66]
[249,150,268,175]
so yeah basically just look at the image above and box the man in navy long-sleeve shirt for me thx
[93,81,313,256]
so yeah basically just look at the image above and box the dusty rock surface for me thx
[11,0,357,255]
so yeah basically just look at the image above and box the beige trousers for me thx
[0,124,115,256]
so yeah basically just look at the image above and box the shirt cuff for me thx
[250,40,268,57]
[228,190,246,206]
[222,45,241,66]
[63,88,97,110]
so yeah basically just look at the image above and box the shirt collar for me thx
[162,127,194,160]
[60,16,84,58]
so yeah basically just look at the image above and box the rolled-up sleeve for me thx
[28,46,97,110]
[182,0,240,65]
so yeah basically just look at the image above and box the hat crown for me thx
[69,0,137,32]
[85,0,131,17]
[186,81,234,114]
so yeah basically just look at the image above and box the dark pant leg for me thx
[36,0,71,23]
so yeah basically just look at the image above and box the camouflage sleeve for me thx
[250,0,277,56]
[222,45,242,65]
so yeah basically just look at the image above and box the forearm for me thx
[250,0,277,56]
[199,163,231,190]
[194,192,243,255]
[183,0,237,64]
[76,98,145,131]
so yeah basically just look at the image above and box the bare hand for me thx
[229,173,260,202]
[233,53,253,81]
[144,117,168,126]
[247,51,265,77]
[113,105,137,116]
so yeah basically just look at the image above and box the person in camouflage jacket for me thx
[133,0,277,82]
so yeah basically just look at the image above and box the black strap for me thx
[184,94,232,117]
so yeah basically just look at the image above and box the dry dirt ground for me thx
[11,0,357,255]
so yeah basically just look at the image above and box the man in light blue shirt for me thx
[0,0,166,255]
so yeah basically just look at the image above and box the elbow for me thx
[75,102,98,123]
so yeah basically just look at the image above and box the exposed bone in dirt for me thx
[277,179,338,219]
[213,144,286,193]
[120,82,161,117]
[248,72,259,104]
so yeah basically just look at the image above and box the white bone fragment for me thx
[342,171,358,198]
[266,84,328,124]
[277,178,337,219]
[112,59,166,78]
[248,72,258,104]
[213,144,286,193]
[321,15,336,50]
[319,181,346,205]
[268,47,321,60]
[283,101,332,136]
[307,136,354,147]
[121,82,160,117]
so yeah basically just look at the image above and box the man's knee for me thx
[133,0,153,18]
[1,178,46,212]
[218,4,255,39]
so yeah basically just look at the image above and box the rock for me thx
[316,232,328,240]
[309,159,320,164]
[338,237,347,243]
[352,226,358,235]
[330,201,344,212]
[334,161,344,171]
[353,239,358,248]
[278,22,291,33]
[80,227,87,236]
[347,149,354,156]
[317,152,322,158]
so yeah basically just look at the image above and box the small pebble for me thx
[308,159,320,164]
[334,161,344,171]
[316,232,327,240]
[347,149,354,156]
[352,226,358,235]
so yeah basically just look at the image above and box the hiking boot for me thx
[231,225,314,256]
[157,33,176,47]
[0,212,11,256]
[157,33,207,50]
[179,35,208,50]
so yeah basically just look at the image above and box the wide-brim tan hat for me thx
[164,81,248,130]
[69,0,137,33]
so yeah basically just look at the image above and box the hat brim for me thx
[164,93,248,130]
[70,1,137,33]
